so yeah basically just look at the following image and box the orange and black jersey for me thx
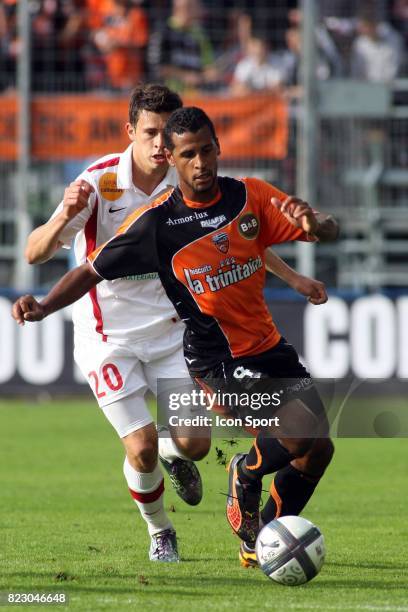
[89,176,312,372]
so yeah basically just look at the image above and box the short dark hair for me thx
[128,84,183,126]
[163,107,217,151]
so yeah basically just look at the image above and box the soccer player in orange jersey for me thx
[12,107,338,566]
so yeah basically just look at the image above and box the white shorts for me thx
[74,321,189,437]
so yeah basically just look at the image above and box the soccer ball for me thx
[255,516,325,586]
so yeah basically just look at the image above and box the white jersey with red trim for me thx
[50,145,179,344]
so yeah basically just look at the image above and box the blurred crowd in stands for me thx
[0,0,407,94]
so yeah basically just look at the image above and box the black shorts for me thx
[194,338,327,435]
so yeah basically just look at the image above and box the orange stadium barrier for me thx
[0,93,288,161]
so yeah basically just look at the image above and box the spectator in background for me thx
[93,0,148,91]
[0,0,18,90]
[279,15,342,100]
[84,0,113,89]
[285,8,343,82]
[351,11,404,82]
[391,0,408,45]
[30,0,87,92]
[231,33,284,96]
[214,10,252,89]
[31,0,60,91]
[57,0,87,91]
[391,0,408,75]
[86,0,113,31]
[0,3,6,74]
[321,0,356,18]
[148,0,218,93]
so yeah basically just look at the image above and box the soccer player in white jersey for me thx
[23,85,327,563]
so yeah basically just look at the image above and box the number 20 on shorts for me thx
[88,363,124,399]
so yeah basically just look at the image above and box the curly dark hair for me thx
[163,107,217,151]
[128,84,183,126]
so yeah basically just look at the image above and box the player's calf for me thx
[122,425,176,555]
[172,435,211,461]
[261,438,335,525]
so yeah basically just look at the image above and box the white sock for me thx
[158,431,189,462]
[123,457,173,536]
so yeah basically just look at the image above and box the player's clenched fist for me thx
[62,179,94,221]
[271,196,318,236]
[11,295,45,325]
[291,275,328,305]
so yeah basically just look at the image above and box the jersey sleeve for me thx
[48,170,98,248]
[88,205,159,280]
[243,177,312,247]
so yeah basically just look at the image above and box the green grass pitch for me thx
[0,399,407,611]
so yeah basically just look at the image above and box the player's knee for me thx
[291,438,334,477]
[298,438,334,478]
[126,440,158,472]
[139,445,157,471]
[122,422,158,471]
[284,437,315,457]
[313,438,335,468]
[174,436,211,461]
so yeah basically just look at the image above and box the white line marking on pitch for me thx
[285,605,408,612]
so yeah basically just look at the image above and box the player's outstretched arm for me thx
[12,263,101,325]
[264,249,327,305]
[25,180,94,264]
[271,196,339,242]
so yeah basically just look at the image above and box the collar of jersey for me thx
[181,188,222,209]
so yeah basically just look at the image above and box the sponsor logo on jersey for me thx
[183,255,263,294]
[166,210,208,226]
[109,206,126,213]
[200,215,226,229]
[212,232,229,254]
[238,213,260,239]
[123,273,159,281]
[189,264,212,274]
[99,172,124,202]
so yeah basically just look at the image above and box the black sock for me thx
[238,435,294,484]
[261,464,320,524]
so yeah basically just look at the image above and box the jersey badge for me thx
[238,213,260,239]
[99,172,124,202]
[200,214,227,229]
[212,232,229,254]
